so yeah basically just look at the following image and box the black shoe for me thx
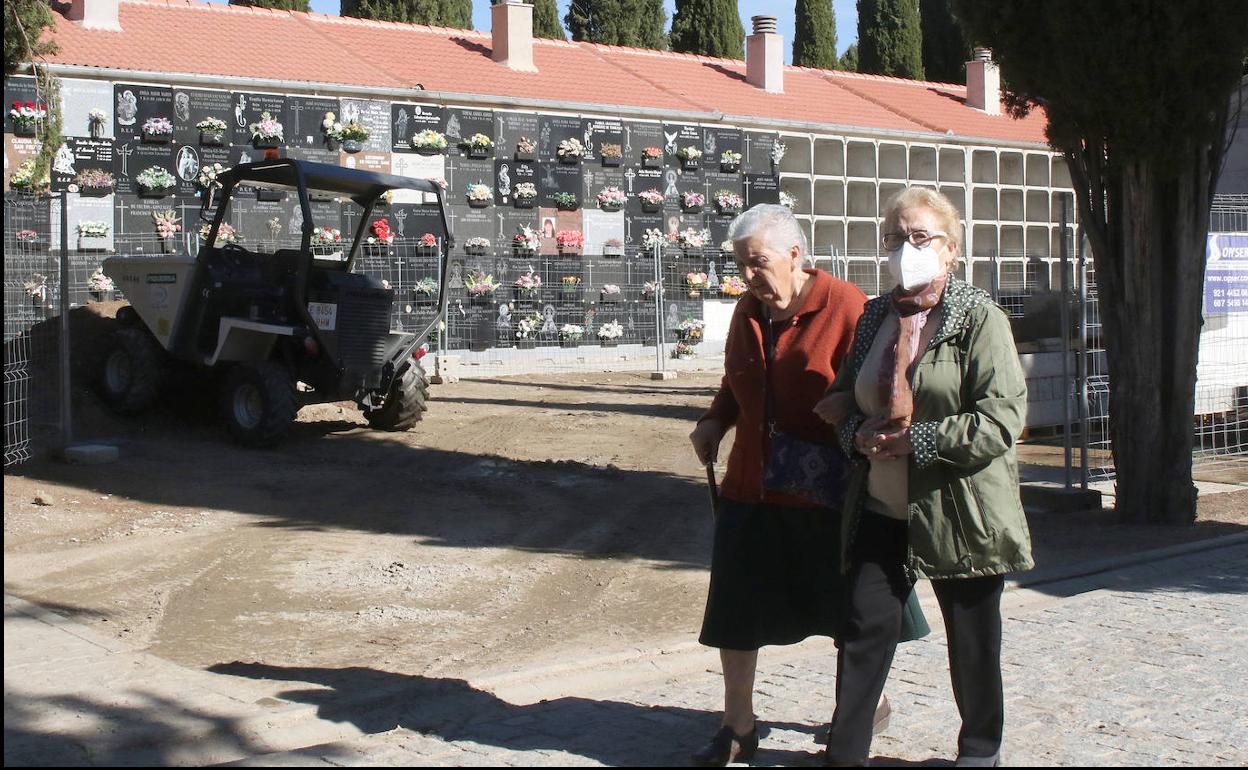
[691,724,759,766]
[954,751,999,767]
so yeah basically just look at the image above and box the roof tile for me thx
[42,0,1048,146]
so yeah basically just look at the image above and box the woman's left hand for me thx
[874,426,913,459]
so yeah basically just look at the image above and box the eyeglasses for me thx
[881,230,948,251]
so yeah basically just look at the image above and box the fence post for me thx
[1078,233,1090,490]
[651,242,668,378]
[58,191,73,450]
[1060,195,1073,490]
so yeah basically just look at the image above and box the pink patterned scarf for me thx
[876,273,949,424]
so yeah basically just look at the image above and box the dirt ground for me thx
[5,345,1247,684]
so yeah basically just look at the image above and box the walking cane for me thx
[703,461,719,520]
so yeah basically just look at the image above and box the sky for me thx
[293,0,860,62]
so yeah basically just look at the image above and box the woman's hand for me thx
[855,417,912,459]
[813,391,856,425]
[690,418,726,465]
[875,428,913,459]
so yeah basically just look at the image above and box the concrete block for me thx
[430,354,461,384]
[649,371,677,381]
[1020,483,1103,513]
[62,443,120,464]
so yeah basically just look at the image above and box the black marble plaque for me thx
[663,123,703,167]
[114,84,173,142]
[582,117,623,162]
[447,157,495,206]
[3,75,39,134]
[445,107,494,156]
[709,128,744,169]
[494,110,540,162]
[539,115,583,162]
[284,95,342,151]
[114,141,175,197]
[623,166,665,216]
[391,203,447,242]
[339,98,391,153]
[622,121,663,167]
[114,194,196,242]
[744,174,781,207]
[228,92,287,147]
[538,162,583,208]
[390,102,444,153]
[580,167,627,207]
[171,88,233,147]
[495,158,537,206]
[743,131,779,176]
[51,138,114,193]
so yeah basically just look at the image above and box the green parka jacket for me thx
[831,277,1035,580]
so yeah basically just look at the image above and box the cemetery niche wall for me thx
[4,76,790,354]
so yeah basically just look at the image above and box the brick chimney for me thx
[965,47,1001,115]
[746,15,783,93]
[492,0,536,73]
[66,0,122,31]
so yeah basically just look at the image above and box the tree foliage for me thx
[793,0,839,70]
[4,0,57,75]
[228,0,310,11]
[528,0,566,40]
[839,42,859,72]
[340,0,471,28]
[919,0,967,83]
[670,0,744,60]
[565,0,667,49]
[857,0,924,79]
[955,0,1248,524]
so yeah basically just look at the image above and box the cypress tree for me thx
[635,0,668,50]
[839,42,859,71]
[340,0,470,28]
[529,0,566,40]
[670,0,745,60]
[229,0,310,10]
[857,0,924,79]
[4,0,58,74]
[920,0,968,83]
[565,0,667,49]
[793,0,839,69]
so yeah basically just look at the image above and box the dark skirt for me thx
[699,497,929,651]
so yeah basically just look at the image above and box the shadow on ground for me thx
[3,661,822,767]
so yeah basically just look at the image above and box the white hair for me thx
[727,204,808,259]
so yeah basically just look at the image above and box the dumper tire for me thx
[364,360,429,431]
[221,361,297,447]
[99,326,164,414]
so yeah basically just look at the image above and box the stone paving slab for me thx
[225,542,1248,767]
[2,595,367,766]
[7,543,1247,767]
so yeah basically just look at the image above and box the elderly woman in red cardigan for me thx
[688,204,926,766]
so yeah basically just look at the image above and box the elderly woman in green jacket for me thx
[815,187,1033,768]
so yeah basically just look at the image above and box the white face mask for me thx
[888,241,944,291]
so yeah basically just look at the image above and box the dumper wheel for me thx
[221,361,297,447]
[363,360,429,431]
[99,327,164,414]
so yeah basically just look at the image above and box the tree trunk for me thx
[1073,148,1216,525]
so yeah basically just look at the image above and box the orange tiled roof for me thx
[42,0,1050,146]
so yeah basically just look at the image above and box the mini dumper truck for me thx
[100,159,451,446]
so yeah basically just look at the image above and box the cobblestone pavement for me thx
[225,542,1248,767]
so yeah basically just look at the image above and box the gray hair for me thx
[727,204,808,259]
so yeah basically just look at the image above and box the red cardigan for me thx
[700,269,867,506]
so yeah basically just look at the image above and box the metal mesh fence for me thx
[4,194,60,466]
[1084,195,1248,482]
